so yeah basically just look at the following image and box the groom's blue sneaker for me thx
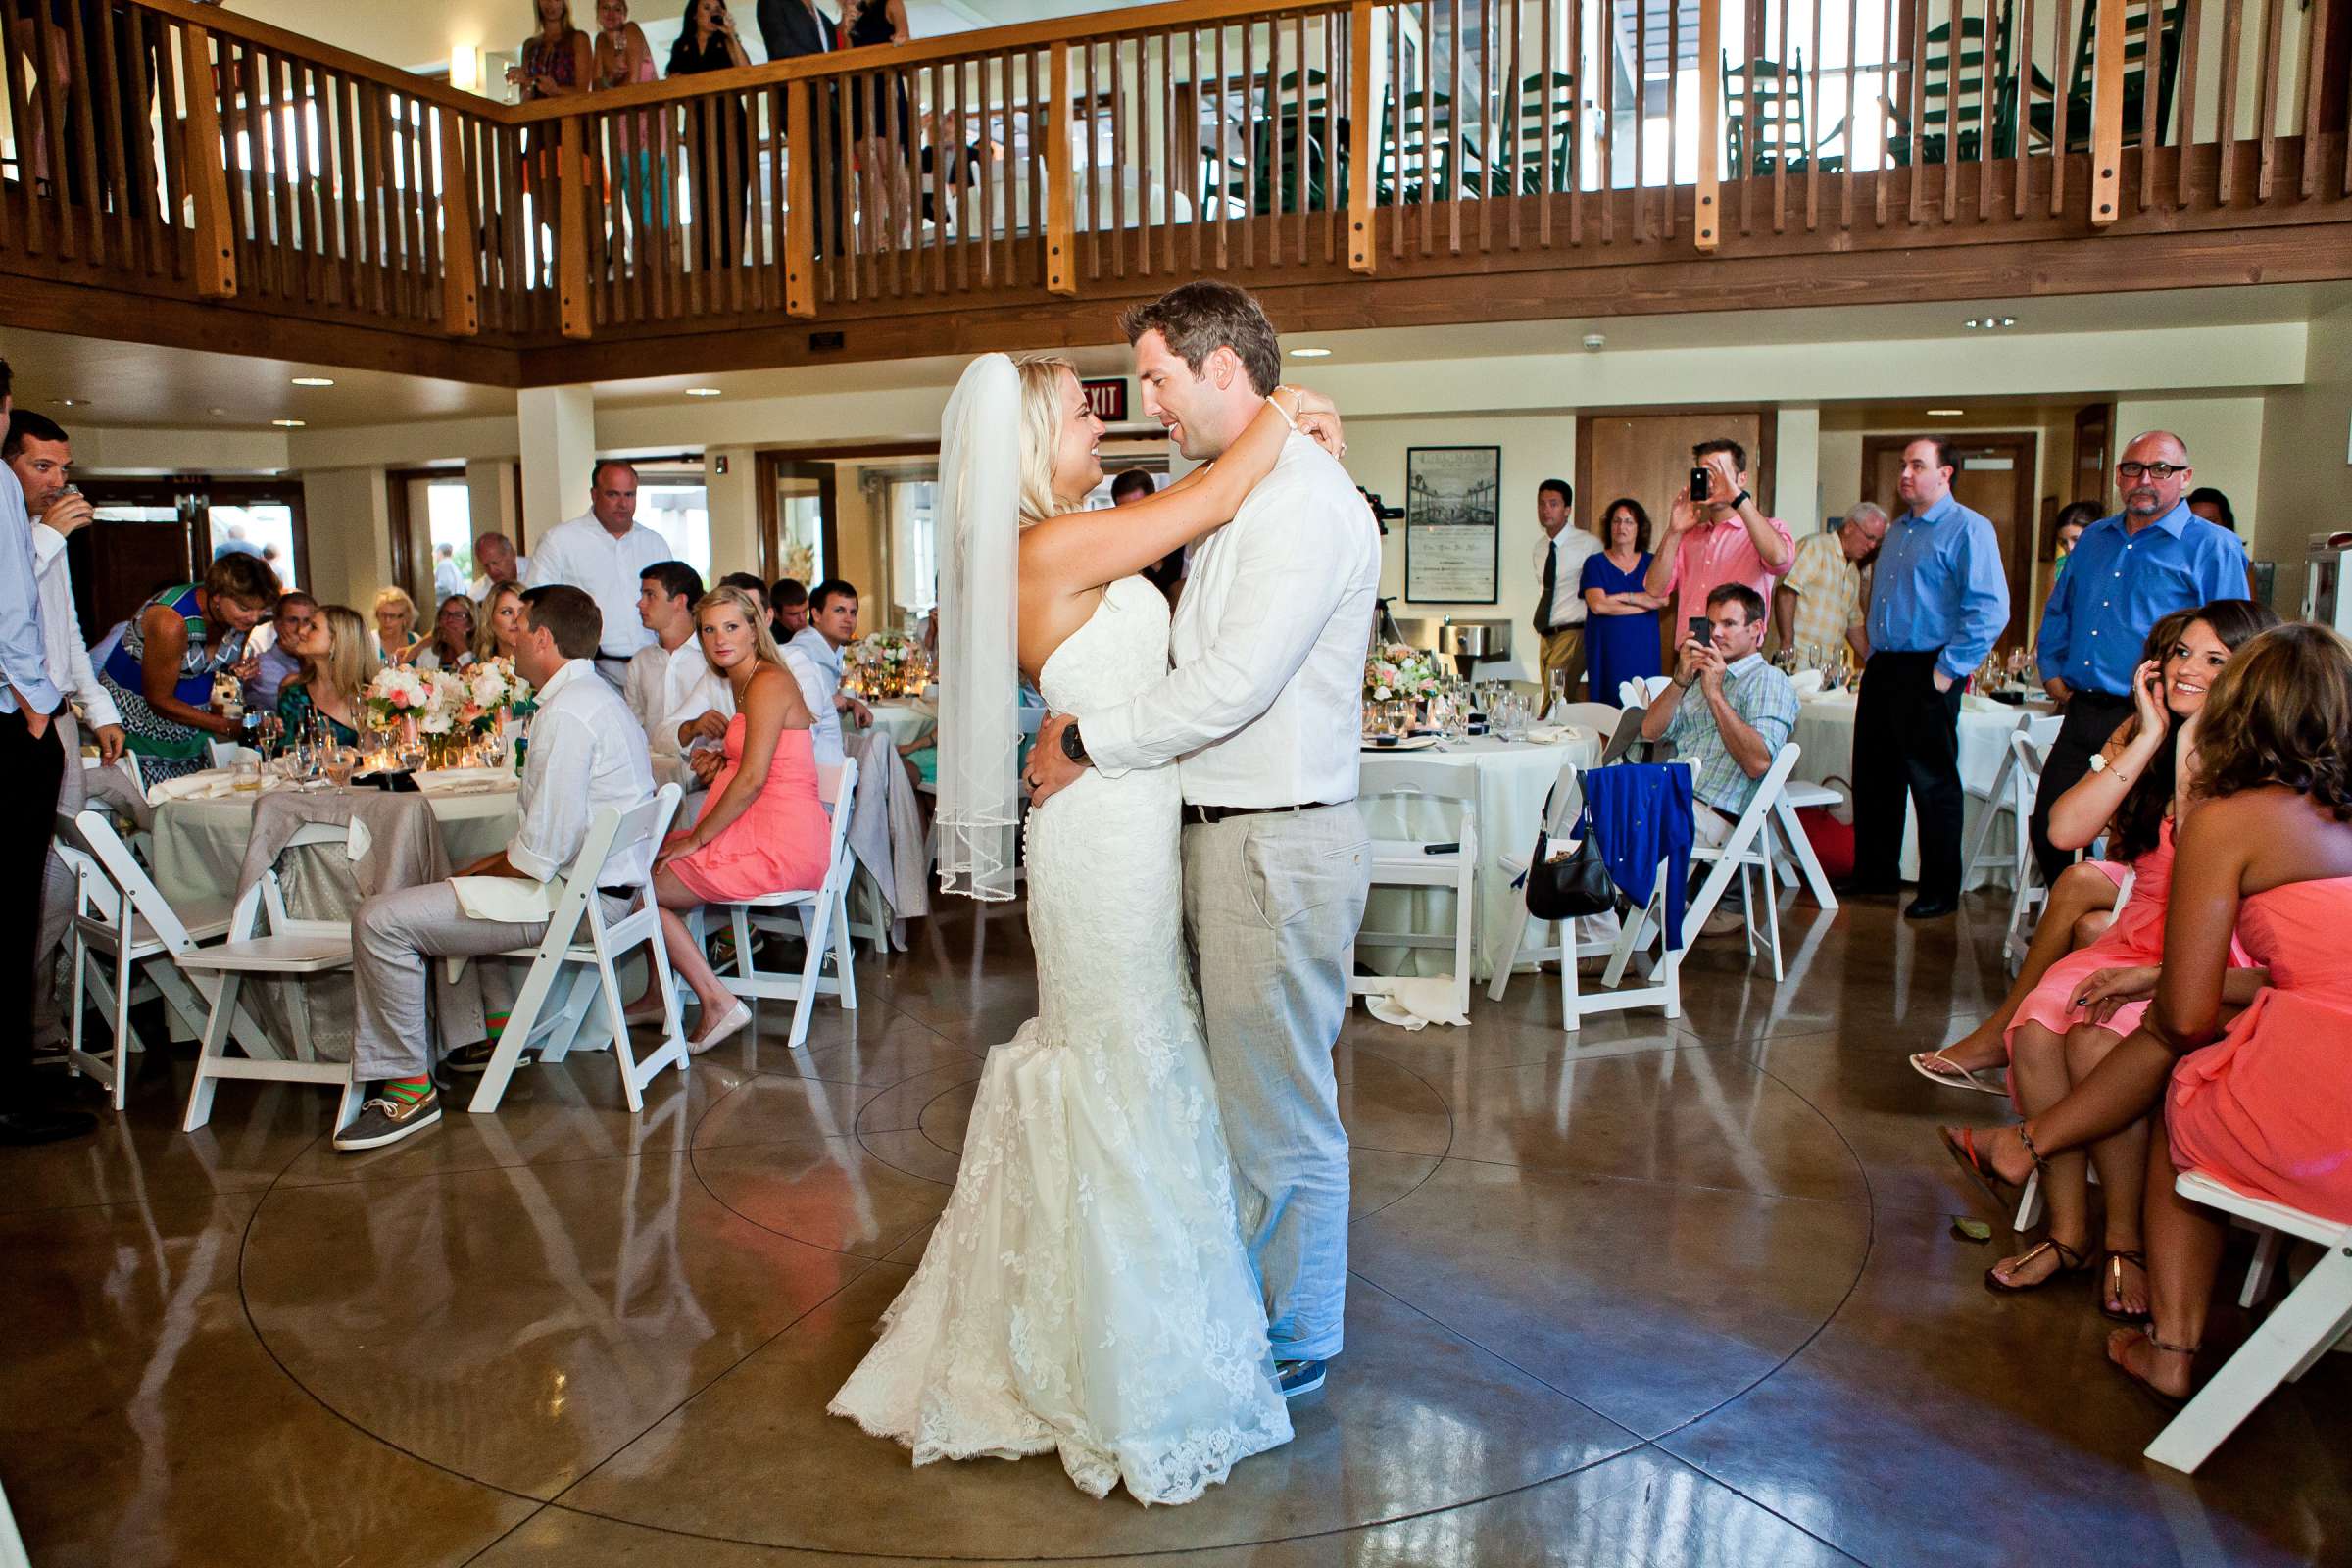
[1276,1358,1327,1398]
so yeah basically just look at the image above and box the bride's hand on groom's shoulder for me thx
[1291,389,1347,462]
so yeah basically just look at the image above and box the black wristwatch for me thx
[1732,488,1753,511]
[1061,722,1090,765]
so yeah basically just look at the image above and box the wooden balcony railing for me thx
[2,0,2346,359]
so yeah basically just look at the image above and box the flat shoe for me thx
[687,1000,752,1055]
[1910,1050,2008,1097]
[1939,1124,2029,1206]
[2100,1250,2153,1324]
[2106,1326,2197,1412]
[1984,1236,2090,1295]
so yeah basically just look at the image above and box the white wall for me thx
[2114,391,2268,539]
[2257,300,2352,612]
[300,466,394,612]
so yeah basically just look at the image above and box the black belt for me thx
[1182,801,1347,827]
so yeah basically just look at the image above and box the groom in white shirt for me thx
[1029,282,1379,1398]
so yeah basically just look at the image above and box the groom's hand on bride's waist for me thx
[1026,713,1087,806]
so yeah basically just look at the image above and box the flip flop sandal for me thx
[1939,1124,2041,1207]
[1910,1049,2009,1097]
[2107,1326,2199,1412]
[1984,1236,2091,1295]
[2101,1250,2153,1323]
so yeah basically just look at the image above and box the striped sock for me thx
[485,1011,510,1042]
[382,1077,432,1105]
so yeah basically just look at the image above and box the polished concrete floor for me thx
[5,892,2348,1567]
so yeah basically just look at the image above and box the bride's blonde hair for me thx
[1013,355,1083,525]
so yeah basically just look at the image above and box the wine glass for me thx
[323,745,358,787]
[396,741,427,773]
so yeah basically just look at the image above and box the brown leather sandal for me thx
[2107,1326,2200,1411]
[1984,1236,2090,1296]
[1940,1123,2043,1205]
[2100,1250,2151,1324]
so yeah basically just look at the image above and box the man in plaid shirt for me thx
[1640,582,1800,937]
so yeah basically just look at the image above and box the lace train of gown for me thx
[829,577,1292,1504]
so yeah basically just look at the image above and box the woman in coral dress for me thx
[644,585,831,1052]
[1940,623,2352,1406]
[1950,602,2275,1315]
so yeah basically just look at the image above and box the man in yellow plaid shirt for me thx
[1773,503,1886,664]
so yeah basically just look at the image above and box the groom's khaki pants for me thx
[1183,803,1370,1364]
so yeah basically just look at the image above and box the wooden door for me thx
[1579,408,1774,662]
[1863,433,2038,656]
[71,482,201,640]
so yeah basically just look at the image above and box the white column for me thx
[1774,405,1823,535]
[465,459,519,548]
[300,466,392,609]
[517,385,597,538]
[706,447,760,582]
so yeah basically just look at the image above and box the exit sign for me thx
[1081,378,1129,422]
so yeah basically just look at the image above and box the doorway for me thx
[70,477,310,643]
[759,456,839,588]
[1579,407,1775,663]
[1861,433,2038,655]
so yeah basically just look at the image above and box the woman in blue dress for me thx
[1579,497,1668,708]
[97,553,280,783]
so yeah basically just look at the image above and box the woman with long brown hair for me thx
[1941,623,2352,1403]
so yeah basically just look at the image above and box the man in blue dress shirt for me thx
[1851,437,2011,919]
[2029,431,2251,881]
[0,358,95,1145]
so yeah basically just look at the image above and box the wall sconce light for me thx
[450,44,481,92]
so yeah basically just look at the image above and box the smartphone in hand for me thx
[1688,616,1713,648]
[1689,466,1711,502]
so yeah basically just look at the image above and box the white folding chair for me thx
[691,759,861,1051]
[2143,1171,2352,1473]
[1537,760,1694,1031]
[50,807,247,1111]
[1673,744,1806,981]
[1774,777,1842,912]
[1487,760,1653,1027]
[1351,757,1479,1018]
[466,784,688,1114]
[175,822,363,1134]
[1998,728,2058,975]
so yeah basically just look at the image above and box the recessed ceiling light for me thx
[1288,347,1332,359]
[1962,316,2021,329]
[290,375,335,388]
[51,397,87,407]
[209,406,228,416]
[271,418,307,428]
[1927,408,1966,417]
[684,386,723,398]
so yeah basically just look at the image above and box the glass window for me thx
[637,480,711,578]
[209,500,301,591]
[887,475,939,619]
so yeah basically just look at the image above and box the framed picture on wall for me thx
[1403,445,1500,604]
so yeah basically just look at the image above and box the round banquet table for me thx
[1357,728,1603,984]
[861,699,937,750]
[1788,692,2048,891]
[151,783,524,911]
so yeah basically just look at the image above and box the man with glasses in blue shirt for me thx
[1849,437,2010,920]
[2029,431,2250,882]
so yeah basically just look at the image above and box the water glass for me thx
[230,758,263,793]
[323,746,357,787]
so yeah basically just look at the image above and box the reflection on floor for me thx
[4,892,2347,1567]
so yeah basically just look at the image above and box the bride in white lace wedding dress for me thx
[828,354,1340,1505]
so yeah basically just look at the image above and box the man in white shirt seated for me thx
[623,561,729,764]
[336,585,656,1152]
[784,578,870,767]
[524,461,673,689]
[468,531,530,601]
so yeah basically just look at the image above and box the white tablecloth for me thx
[153,785,523,910]
[862,699,937,750]
[1359,730,1602,982]
[1789,693,2046,890]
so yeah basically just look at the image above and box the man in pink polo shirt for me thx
[1642,438,1795,635]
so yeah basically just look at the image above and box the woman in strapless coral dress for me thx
[646,587,831,1051]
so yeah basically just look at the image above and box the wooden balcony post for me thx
[2087,0,2127,224]
[178,24,236,299]
[1348,0,1376,273]
[557,114,590,337]
[784,80,816,318]
[1045,41,1076,296]
[439,111,480,337]
[1695,0,1722,250]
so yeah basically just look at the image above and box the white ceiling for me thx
[11,280,2340,437]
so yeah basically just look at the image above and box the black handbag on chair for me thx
[1523,786,1615,921]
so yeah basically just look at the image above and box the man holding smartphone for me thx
[1640,584,1800,938]
[1643,438,1796,638]
[1851,437,2009,919]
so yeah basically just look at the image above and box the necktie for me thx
[1533,539,1557,639]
